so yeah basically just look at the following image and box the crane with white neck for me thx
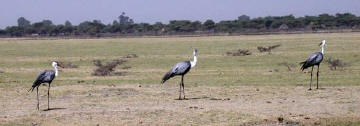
[300,40,326,90]
[28,61,63,110]
[161,49,198,100]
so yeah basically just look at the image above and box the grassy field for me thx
[0,33,359,125]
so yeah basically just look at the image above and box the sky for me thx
[1,0,360,28]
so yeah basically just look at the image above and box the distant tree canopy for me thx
[17,17,31,27]
[1,12,360,37]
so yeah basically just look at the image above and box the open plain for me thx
[0,33,360,125]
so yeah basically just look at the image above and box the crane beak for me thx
[57,64,64,68]
[318,42,322,46]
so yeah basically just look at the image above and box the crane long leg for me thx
[316,65,320,89]
[181,75,185,99]
[179,80,182,100]
[36,87,39,110]
[48,83,51,110]
[309,66,314,90]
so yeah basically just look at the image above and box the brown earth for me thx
[1,84,359,126]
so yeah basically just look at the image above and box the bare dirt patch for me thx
[0,85,359,125]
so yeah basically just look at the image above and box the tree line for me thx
[1,12,360,37]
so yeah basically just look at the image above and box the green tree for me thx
[191,21,202,31]
[203,20,215,31]
[216,20,239,32]
[0,29,6,35]
[238,15,250,22]
[65,20,72,27]
[168,20,195,32]
[78,20,105,35]
[32,20,55,35]
[5,26,24,36]
[135,23,152,33]
[118,12,134,25]
[264,16,274,29]
[335,13,358,27]
[64,20,73,35]
[318,14,336,28]
[17,17,31,27]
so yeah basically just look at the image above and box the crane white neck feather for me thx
[320,44,325,54]
[54,66,58,76]
[190,55,197,68]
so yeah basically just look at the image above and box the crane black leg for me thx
[316,65,320,89]
[181,75,185,99]
[179,80,182,100]
[48,83,51,110]
[36,87,39,110]
[309,66,314,90]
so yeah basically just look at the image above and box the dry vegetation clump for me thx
[0,70,4,73]
[92,59,127,76]
[326,57,350,70]
[125,53,138,58]
[226,49,252,56]
[278,62,296,71]
[122,66,132,69]
[58,61,79,68]
[257,44,281,54]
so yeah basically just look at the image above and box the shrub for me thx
[226,49,252,56]
[92,59,127,76]
[257,44,281,54]
[278,62,296,71]
[125,53,138,58]
[326,57,349,70]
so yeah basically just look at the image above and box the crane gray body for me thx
[29,70,56,92]
[300,40,326,90]
[300,52,323,71]
[162,61,191,83]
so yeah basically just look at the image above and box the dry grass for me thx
[0,32,360,125]
[278,62,296,71]
[58,61,79,69]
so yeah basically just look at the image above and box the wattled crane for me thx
[300,40,326,90]
[28,61,62,110]
[162,49,197,100]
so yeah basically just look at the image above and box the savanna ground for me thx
[0,33,359,125]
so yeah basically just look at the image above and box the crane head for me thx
[319,40,326,46]
[52,61,63,68]
[193,49,198,56]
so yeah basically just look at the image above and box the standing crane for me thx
[161,49,198,100]
[28,61,62,110]
[300,40,326,90]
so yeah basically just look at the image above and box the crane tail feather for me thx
[29,80,41,92]
[300,61,308,71]
[28,87,35,92]
[161,71,173,84]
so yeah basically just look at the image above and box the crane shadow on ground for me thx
[174,96,231,101]
[42,107,66,111]
[174,96,209,100]
[307,88,327,91]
